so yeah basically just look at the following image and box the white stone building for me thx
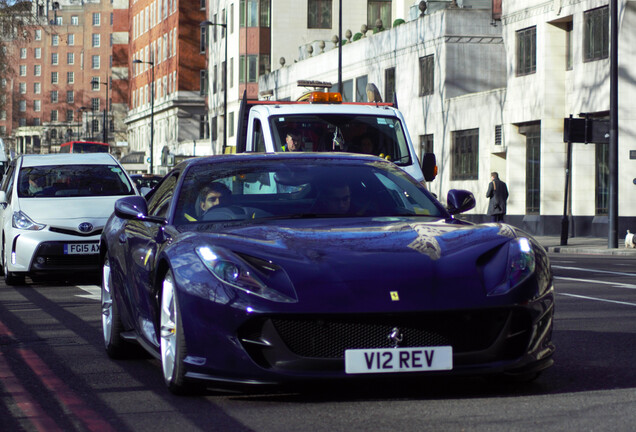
[256,0,636,237]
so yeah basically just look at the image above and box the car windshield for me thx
[267,114,412,165]
[18,164,135,198]
[175,159,445,224]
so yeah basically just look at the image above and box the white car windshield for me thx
[18,165,135,198]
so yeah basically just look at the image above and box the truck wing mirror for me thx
[421,153,437,182]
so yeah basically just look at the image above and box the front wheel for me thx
[160,270,198,394]
[101,255,127,358]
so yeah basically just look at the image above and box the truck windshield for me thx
[269,114,412,166]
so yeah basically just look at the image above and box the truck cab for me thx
[237,91,436,183]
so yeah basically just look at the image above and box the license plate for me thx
[64,243,99,255]
[345,346,453,374]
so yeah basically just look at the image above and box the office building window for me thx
[516,26,536,76]
[51,110,58,121]
[525,126,541,214]
[200,70,207,95]
[67,110,74,121]
[67,91,74,103]
[584,6,609,62]
[34,65,41,76]
[19,100,26,112]
[565,21,573,70]
[19,82,26,94]
[355,75,368,102]
[451,128,479,180]
[419,55,434,96]
[19,65,26,76]
[52,34,59,46]
[34,100,41,112]
[34,82,41,94]
[92,33,100,47]
[384,67,395,104]
[596,139,609,215]
[68,34,75,45]
[368,0,391,29]
[420,134,434,156]
[51,90,58,103]
[92,55,100,69]
[67,72,74,84]
[307,0,331,29]
[67,52,74,64]
[71,15,79,25]
[51,72,58,84]
[92,98,100,111]
[93,12,100,25]
[34,47,41,58]
[51,53,58,65]
[35,29,42,40]
[20,48,26,59]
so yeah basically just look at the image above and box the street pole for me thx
[201,18,228,154]
[133,59,155,173]
[608,0,618,248]
[338,0,342,94]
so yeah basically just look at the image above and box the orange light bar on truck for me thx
[306,92,343,103]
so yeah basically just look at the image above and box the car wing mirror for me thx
[446,189,476,215]
[114,196,166,224]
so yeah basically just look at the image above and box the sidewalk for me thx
[533,235,636,256]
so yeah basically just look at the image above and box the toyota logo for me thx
[78,222,94,233]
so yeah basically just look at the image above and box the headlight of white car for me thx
[196,245,296,303]
[12,211,46,231]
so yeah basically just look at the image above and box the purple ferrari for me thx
[100,153,554,394]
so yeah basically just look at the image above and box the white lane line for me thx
[559,293,636,307]
[555,276,636,290]
[76,285,100,300]
[552,265,636,277]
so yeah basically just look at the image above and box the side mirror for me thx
[421,153,437,182]
[446,189,476,215]
[114,196,166,224]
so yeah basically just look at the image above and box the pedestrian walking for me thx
[486,172,508,222]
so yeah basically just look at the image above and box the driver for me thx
[184,182,231,221]
[315,181,351,215]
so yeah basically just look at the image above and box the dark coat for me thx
[486,178,508,216]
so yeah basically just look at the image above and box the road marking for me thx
[559,292,636,307]
[555,276,636,290]
[76,285,100,300]
[552,265,636,277]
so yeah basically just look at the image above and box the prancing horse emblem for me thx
[387,327,404,348]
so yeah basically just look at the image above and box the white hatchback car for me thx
[0,153,137,285]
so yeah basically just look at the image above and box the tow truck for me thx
[236,81,437,183]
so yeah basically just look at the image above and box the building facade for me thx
[253,0,636,237]
[125,0,208,174]
[0,0,122,156]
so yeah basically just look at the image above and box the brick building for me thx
[0,0,125,156]
[125,0,207,174]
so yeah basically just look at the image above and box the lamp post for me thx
[133,59,155,173]
[201,15,227,154]
[91,78,109,145]
[78,106,88,140]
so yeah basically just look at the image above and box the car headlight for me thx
[13,211,46,231]
[196,245,295,303]
[488,237,536,296]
